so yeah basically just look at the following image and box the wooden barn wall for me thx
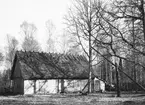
[12,57,24,94]
[13,78,24,95]
[12,59,22,79]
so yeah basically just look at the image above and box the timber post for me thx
[61,79,64,93]
[34,80,36,94]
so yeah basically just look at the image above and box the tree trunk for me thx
[91,79,94,92]
[132,10,137,91]
[141,0,145,41]
[88,28,92,93]
[115,63,121,97]
[118,58,123,91]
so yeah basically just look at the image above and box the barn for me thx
[11,51,105,95]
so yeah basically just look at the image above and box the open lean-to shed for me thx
[11,51,104,95]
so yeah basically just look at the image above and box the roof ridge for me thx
[16,50,86,58]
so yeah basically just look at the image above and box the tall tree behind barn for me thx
[45,20,56,53]
[21,21,41,52]
[5,34,18,69]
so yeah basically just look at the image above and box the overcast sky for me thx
[0,0,70,51]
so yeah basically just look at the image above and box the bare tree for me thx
[0,52,3,63]
[0,52,4,67]
[104,0,145,89]
[22,36,41,52]
[21,21,41,52]
[4,34,18,93]
[92,0,145,93]
[5,34,18,68]
[65,0,103,93]
[60,29,69,53]
[60,29,81,54]
[45,20,56,52]
[65,0,145,96]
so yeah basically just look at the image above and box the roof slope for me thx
[11,51,92,80]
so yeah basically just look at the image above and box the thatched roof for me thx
[11,51,94,80]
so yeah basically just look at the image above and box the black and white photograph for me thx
[0,0,145,105]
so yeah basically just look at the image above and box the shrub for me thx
[0,69,13,95]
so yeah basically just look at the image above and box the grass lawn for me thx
[0,92,145,105]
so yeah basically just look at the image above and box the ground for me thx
[0,92,145,105]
